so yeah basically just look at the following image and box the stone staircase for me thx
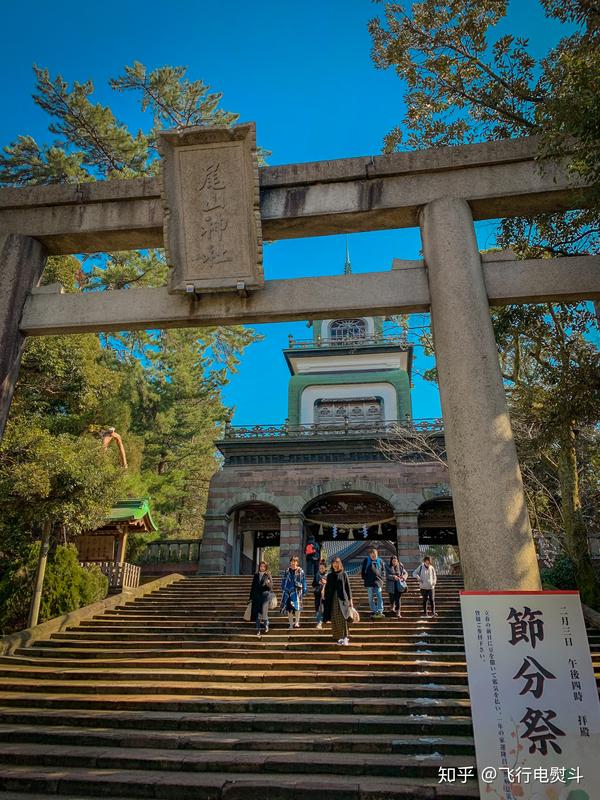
[0,575,598,800]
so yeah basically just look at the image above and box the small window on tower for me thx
[329,318,367,340]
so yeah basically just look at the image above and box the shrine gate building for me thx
[198,266,457,576]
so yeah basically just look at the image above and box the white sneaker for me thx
[342,637,350,646]
[316,622,323,629]
[293,623,300,629]
[337,638,345,645]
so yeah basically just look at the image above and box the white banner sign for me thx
[460,591,600,799]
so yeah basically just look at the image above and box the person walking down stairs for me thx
[313,560,327,629]
[281,555,307,629]
[323,556,355,646]
[249,561,274,637]
[361,547,385,620]
[386,555,408,618]
[304,534,321,577]
[413,556,438,617]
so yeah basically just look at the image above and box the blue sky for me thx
[0,0,569,424]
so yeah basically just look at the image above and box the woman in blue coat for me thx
[280,554,307,629]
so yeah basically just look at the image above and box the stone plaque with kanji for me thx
[159,123,263,294]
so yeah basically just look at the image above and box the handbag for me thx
[269,593,278,610]
[351,606,360,623]
[398,580,408,593]
[243,601,252,622]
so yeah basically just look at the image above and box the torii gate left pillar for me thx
[0,234,47,438]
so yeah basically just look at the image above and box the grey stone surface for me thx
[19,256,599,336]
[0,136,591,253]
[158,124,263,294]
[0,573,185,656]
[0,234,47,438]
[420,197,541,591]
[583,604,600,629]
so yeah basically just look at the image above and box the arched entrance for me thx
[417,498,460,575]
[230,502,280,575]
[303,491,397,574]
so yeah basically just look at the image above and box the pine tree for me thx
[0,64,261,626]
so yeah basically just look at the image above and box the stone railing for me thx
[222,418,444,441]
[81,561,141,591]
[136,539,200,564]
[287,334,408,350]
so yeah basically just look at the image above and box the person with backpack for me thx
[304,535,321,577]
[412,556,438,616]
[386,555,408,618]
[361,546,385,620]
[280,554,307,629]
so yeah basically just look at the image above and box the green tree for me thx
[124,327,255,535]
[0,543,108,634]
[0,63,260,544]
[369,0,600,606]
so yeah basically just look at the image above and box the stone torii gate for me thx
[0,126,598,592]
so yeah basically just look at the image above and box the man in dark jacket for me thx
[304,535,321,577]
[361,546,385,619]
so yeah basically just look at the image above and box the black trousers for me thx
[306,558,318,577]
[314,591,322,613]
[389,588,403,612]
[421,588,435,614]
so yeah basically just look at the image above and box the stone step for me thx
[0,706,474,735]
[72,625,466,638]
[0,742,475,779]
[97,611,464,620]
[96,615,463,626]
[0,692,472,716]
[151,585,465,592]
[46,633,467,648]
[0,655,467,672]
[138,604,464,610]
[56,625,466,637]
[120,593,463,601]
[14,646,468,662]
[128,592,463,600]
[109,609,463,618]
[0,766,479,799]
[0,666,470,685]
[0,575,483,799]
[77,618,466,629]
[0,724,475,755]
[0,678,470,699]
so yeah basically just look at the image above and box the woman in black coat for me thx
[322,556,354,646]
[249,561,274,637]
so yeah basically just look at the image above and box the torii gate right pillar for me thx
[420,197,541,591]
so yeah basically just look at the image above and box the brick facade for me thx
[197,459,451,575]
